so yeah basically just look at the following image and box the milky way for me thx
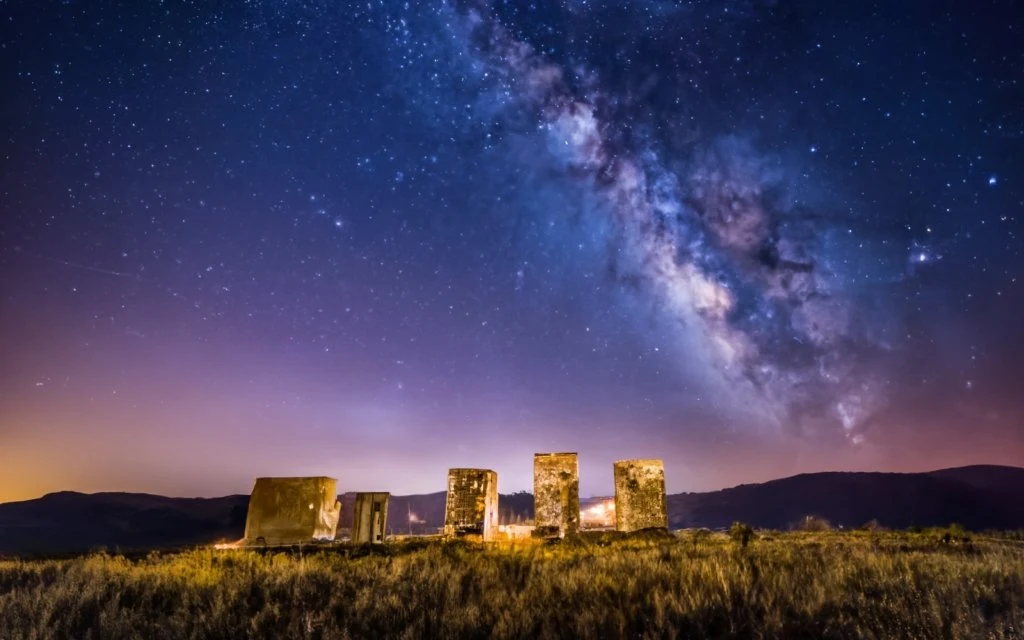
[434,2,897,443]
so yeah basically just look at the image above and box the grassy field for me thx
[1,529,1022,639]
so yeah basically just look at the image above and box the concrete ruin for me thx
[243,477,341,546]
[351,492,390,544]
[444,468,498,541]
[613,459,668,532]
[533,452,580,537]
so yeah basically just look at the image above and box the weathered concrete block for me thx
[352,492,390,544]
[243,477,341,545]
[444,468,498,541]
[613,459,668,532]
[533,452,580,537]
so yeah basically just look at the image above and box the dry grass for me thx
[1,529,1022,639]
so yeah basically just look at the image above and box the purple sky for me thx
[2,0,1022,502]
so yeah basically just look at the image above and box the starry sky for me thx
[1,0,1022,503]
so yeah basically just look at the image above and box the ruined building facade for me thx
[243,477,341,545]
[444,468,498,541]
[351,492,390,544]
[613,459,668,532]
[533,452,580,537]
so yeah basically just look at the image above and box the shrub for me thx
[729,521,755,548]
[859,519,885,532]
[941,523,972,546]
[796,515,832,532]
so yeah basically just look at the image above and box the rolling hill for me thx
[667,465,1024,530]
[0,465,1020,555]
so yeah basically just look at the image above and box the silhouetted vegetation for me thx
[795,515,833,532]
[728,521,754,547]
[1,530,1023,638]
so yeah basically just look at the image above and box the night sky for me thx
[2,0,1022,503]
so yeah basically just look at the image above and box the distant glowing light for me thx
[579,499,616,527]
[917,253,927,263]
[988,176,997,186]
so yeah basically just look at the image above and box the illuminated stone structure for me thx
[533,452,580,537]
[352,492,390,544]
[243,477,341,545]
[613,459,668,532]
[444,468,499,541]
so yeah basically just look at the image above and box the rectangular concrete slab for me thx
[352,492,390,544]
[444,468,498,541]
[613,459,668,532]
[243,477,341,545]
[533,452,580,537]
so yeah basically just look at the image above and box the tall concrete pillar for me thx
[613,459,668,532]
[352,492,390,544]
[533,452,580,537]
[444,468,499,541]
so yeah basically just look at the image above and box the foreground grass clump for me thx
[1,531,1023,639]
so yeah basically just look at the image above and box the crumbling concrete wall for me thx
[444,468,498,541]
[533,452,580,537]
[352,492,390,544]
[243,477,341,545]
[613,459,668,532]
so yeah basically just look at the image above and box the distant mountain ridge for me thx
[1,465,1021,555]
[667,465,1024,530]
[0,491,249,555]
